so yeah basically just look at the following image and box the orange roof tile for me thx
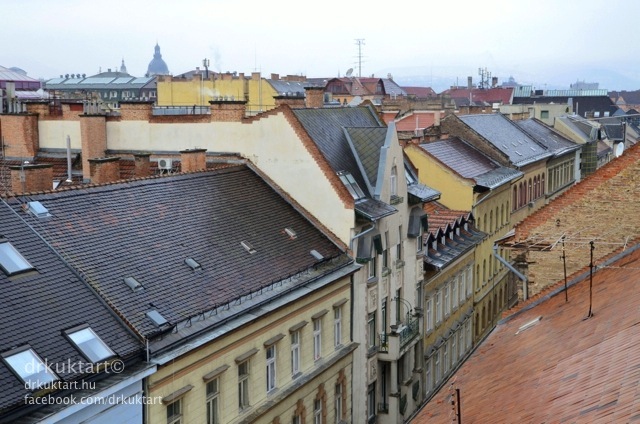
[395,111,443,132]
[424,201,471,236]
[412,244,640,423]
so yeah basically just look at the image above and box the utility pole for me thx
[355,39,365,77]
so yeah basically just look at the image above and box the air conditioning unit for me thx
[158,158,173,170]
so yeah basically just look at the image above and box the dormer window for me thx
[66,326,115,363]
[0,241,34,276]
[2,346,58,388]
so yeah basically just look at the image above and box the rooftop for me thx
[412,243,640,423]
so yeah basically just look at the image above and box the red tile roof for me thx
[395,111,443,132]
[424,201,471,236]
[403,86,436,98]
[412,244,640,423]
[442,87,514,105]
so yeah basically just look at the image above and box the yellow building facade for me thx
[146,272,356,424]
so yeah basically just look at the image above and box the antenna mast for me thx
[355,39,365,77]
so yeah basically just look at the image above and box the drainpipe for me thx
[493,244,529,300]
[348,222,377,252]
[66,135,73,183]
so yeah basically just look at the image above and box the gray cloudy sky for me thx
[6,0,640,91]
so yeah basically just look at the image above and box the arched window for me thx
[489,211,493,234]
[528,178,533,203]
[533,176,538,199]
[541,174,545,196]
[500,204,504,227]
[513,187,518,211]
[482,259,486,283]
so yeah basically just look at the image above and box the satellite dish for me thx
[614,142,624,157]
[345,68,353,77]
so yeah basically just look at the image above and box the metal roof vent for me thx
[241,241,256,254]
[146,310,168,327]
[310,250,324,261]
[124,276,143,292]
[184,258,201,270]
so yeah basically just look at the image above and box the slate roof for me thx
[293,106,384,197]
[419,138,523,189]
[412,244,640,423]
[268,79,307,96]
[458,114,553,167]
[555,115,599,143]
[345,127,387,189]
[515,118,581,157]
[422,202,484,271]
[3,165,347,339]
[0,201,142,416]
[513,95,618,118]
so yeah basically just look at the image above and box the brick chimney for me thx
[0,114,40,159]
[304,86,324,108]
[133,153,152,177]
[9,163,53,194]
[120,101,153,121]
[180,149,207,172]
[88,157,120,184]
[209,100,246,122]
[274,94,305,109]
[80,115,107,181]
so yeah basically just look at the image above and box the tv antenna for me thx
[355,39,365,77]
[478,67,492,89]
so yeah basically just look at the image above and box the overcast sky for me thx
[6,0,640,91]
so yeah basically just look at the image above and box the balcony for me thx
[398,316,419,349]
[378,333,389,353]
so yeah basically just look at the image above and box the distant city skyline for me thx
[6,0,640,92]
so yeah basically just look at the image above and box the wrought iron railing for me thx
[378,333,389,353]
[399,316,419,349]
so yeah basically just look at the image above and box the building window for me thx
[425,357,433,395]
[2,347,58,388]
[238,360,250,409]
[443,283,450,317]
[266,345,277,392]
[390,166,397,196]
[206,378,220,424]
[435,290,443,324]
[0,241,34,276]
[334,307,342,348]
[368,253,377,279]
[425,297,433,332]
[458,273,465,304]
[367,313,376,349]
[396,226,403,262]
[335,383,343,423]
[435,350,441,383]
[313,319,322,361]
[466,267,473,298]
[293,415,301,424]
[314,399,322,424]
[167,399,182,424]
[65,326,115,363]
[451,279,458,310]
[291,331,301,376]
[367,383,376,422]
[540,110,549,119]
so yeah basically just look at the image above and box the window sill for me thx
[367,277,379,285]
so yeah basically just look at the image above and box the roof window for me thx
[0,240,34,276]
[310,250,324,261]
[338,172,365,200]
[27,201,51,219]
[147,310,169,327]
[66,326,115,363]
[2,346,58,388]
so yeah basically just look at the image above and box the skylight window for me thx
[284,228,297,239]
[147,310,168,327]
[184,258,201,270]
[0,241,34,276]
[66,326,115,363]
[2,347,58,388]
[27,201,51,219]
[310,250,324,261]
[338,172,366,200]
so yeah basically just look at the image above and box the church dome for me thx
[146,43,170,77]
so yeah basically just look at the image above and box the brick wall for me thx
[0,114,39,159]
[510,142,640,295]
[134,154,152,177]
[274,96,305,109]
[80,115,107,180]
[88,157,121,184]
[9,164,53,193]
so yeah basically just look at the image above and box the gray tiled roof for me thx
[354,198,397,221]
[268,79,307,96]
[459,114,553,167]
[6,166,347,339]
[420,138,522,189]
[293,107,383,196]
[344,127,387,189]
[0,201,142,414]
[515,119,580,157]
